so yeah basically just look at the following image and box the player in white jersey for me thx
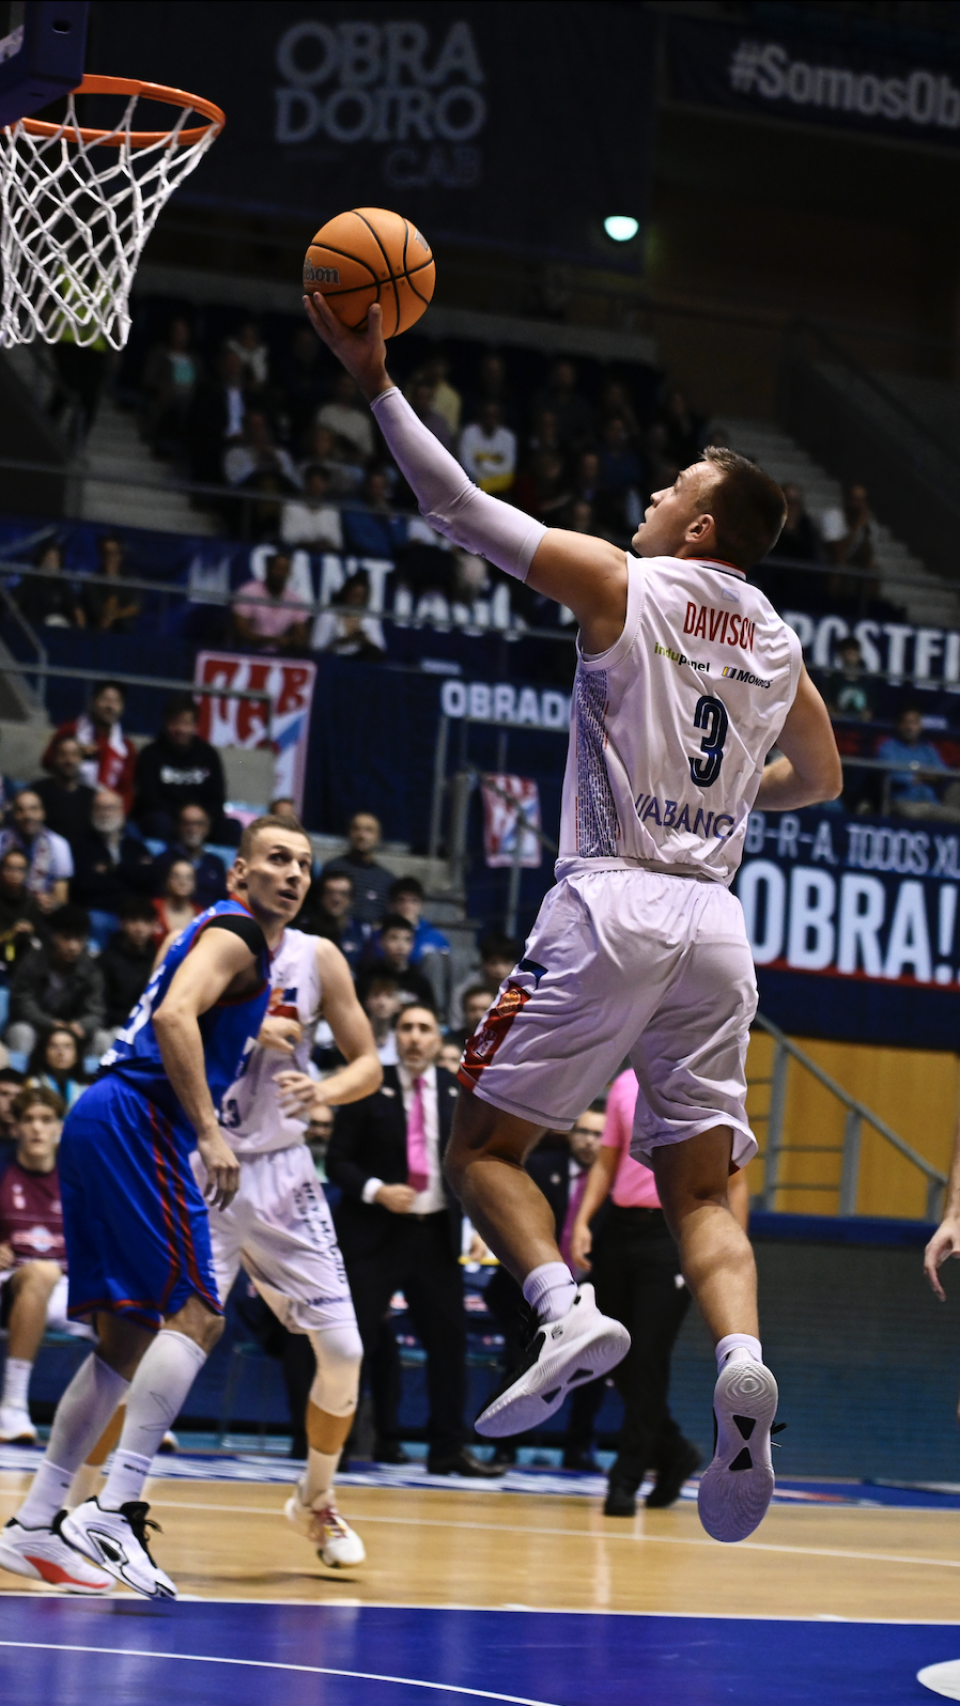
[207,913,380,1567]
[304,291,842,1545]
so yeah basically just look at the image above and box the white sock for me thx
[2,1357,31,1410]
[716,1333,763,1373]
[303,1447,339,1508]
[100,1330,207,1510]
[523,1261,578,1323]
[18,1355,129,1528]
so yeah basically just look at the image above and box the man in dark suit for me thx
[327,1004,501,1478]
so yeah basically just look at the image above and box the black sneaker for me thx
[646,1439,702,1509]
[603,1482,637,1518]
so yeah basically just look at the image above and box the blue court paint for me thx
[0,1601,957,1705]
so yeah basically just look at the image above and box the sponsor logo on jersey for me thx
[683,603,756,651]
[633,793,736,839]
[654,641,710,673]
[303,262,341,284]
[268,985,299,1019]
[721,664,771,689]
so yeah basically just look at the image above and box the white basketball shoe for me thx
[698,1357,780,1543]
[475,1283,630,1438]
[61,1498,176,1598]
[0,1512,113,1592]
[284,1487,365,1568]
[0,1403,37,1444]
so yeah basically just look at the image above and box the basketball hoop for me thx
[0,74,225,350]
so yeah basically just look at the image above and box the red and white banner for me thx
[193,652,317,814]
[480,774,542,869]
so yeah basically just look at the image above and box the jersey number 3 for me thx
[689,695,729,788]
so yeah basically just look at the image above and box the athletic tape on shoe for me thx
[370,387,546,582]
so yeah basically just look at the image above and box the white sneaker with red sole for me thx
[284,1488,365,1568]
[0,1512,114,1592]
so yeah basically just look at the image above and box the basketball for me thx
[302,207,436,338]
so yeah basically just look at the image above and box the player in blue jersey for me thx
[0,814,312,1599]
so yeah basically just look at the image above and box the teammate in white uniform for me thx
[304,291,842,1546]
[208,916,381,1567]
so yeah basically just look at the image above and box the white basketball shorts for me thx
[459,863,759,1169]
[193,1143,358,1334]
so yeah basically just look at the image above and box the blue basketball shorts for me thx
[58,1075,222,1331]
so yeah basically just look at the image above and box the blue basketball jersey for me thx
[99,899,271,1140]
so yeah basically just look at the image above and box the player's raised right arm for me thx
[152,929,256,1209]
[303,292,628,653]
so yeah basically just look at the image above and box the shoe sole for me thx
[698,1360,778,1543]
[60,1512,176,1600]
[0,1536,112,1593]
[476,1316,630,1438]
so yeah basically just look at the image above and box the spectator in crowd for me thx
[465,351,517,432]
[187,345,247,486]
[571,1071,704,1515]
[658,386,705,468]
[296,870,367,969]
[227,319,269,393]
[770,482,820,563]
[6,903,107,1059]
[405,353,461,437]
[343,466,407,558]
[877,706,960,821]
[317,370,375,463]
[327,1004,501,1477]
[598,416,644,530]
[451,932,519,1027]
[820,483,878,601]
[268,796,301,825]
[276,324,327,446]
[0,1085,94,1443]
[280,464,344,550]
[0,850,44,982]
[409,379,455,453]
[525,407,563,458]
[358,969,403,1066]
[532,358,594,448]
[322,812,395,924]
[31,734,96,846]
[133,692,227,842]
[80,533,141,634]
[26,1024,89,1111]
[0,1068,24,1173]
[513,448,571,523]
[99,895,156,1035]
[361,913,436,1012]
[565,498,595,536]
[141,315,198,453]
[16,541,84,630]
[0,791,72,914]
[458,401,517,494]
[299,422,364,496]
[311,571,385,661]
[438,1038,462,1074]
[643,421,680,494]
[154,803,226,911]
[823,637,876,722]
[453,984,497,1052]
[385,876,450,1014]
[597,377,641,442]
[223,410,299,491]
[150,857,201,946]
[232,548,311,656]
[45,680,137,812]
[70,787,155,915]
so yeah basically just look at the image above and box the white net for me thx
[0,85,223,351]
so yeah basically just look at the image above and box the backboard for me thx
[0,0,87,128]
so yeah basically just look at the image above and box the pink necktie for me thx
[406,1075,430,1193]
[560,1169,589,1274]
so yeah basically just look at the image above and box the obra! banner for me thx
[669,14,960,150]
[734,809,960,1048]
[101,1,654,255]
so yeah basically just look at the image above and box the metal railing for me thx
[0,658,271,720]
[749,1012,946,1221]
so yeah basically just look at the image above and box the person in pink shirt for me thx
[232,549,311,655]
[572,1069,748,1519]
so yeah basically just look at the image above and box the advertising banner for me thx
[101,1,655,257]
[734,808,960,1048]
[668,15,960,151]
[783,607,960,685]
[194,651,317,814]
[480,774,542,870]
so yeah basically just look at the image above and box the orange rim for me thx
[16,73,224,148]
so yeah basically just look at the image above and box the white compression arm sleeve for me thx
[370,386,546,582]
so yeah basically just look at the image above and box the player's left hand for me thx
[275,1069,320,1118]
[258,1015,303,1054]
[196,1127,241,1211]
[924,1215,960,1299]
[303,293,390,403]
